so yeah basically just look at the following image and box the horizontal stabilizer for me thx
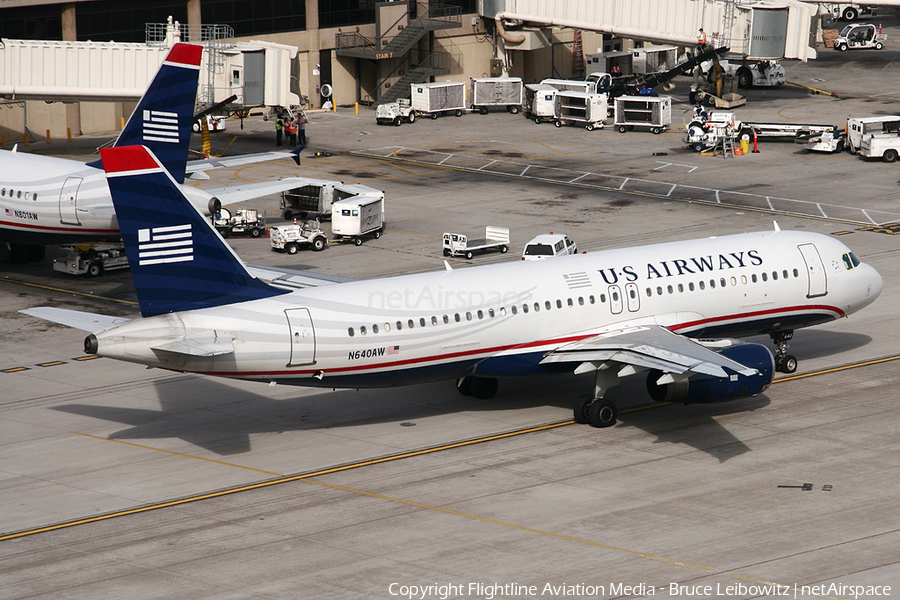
[19,307,130,333]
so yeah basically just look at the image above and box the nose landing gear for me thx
[770,330,797,373]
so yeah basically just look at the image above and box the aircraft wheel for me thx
[777,355,798,374]
[471,377,498,400]
[457,377,474,396]
[573,395,593,424]
[588,399,617,428]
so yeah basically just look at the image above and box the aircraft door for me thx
[625,283,641,312]
[59,177,83,225]
[285,308,316,366]
[608,285,623,314]
[798,243,827,298]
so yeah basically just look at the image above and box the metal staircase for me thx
[375,50,451,105]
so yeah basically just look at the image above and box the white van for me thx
[522,233,577,260]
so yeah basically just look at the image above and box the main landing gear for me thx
[573,368,619,428]
[770,330,798,374]
[457,376,499,400]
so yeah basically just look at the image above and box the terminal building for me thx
[0,0,816,141]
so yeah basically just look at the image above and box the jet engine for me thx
[646,343,774,404]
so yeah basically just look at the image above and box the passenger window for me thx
[567,298,573,307]
[600,294,606,302]
[578,297,584,305]
[466,311,473,320]
[699,281,705,290]
[752,274,758,283]
[730,277,737,286]
[511,306,517,315]
[667,285,673,294]
[522,304,529,313]
[545,301,551,310]
[646,288,652,297]
[373,324,379,334]
[533,303,540,312]
[741,275,747,284]
[761,273,767,282]
[499,307,506,316]
[396,321,402,330]
[721,278,727,287]
[431,316,438,325]
[361,326,367,335]
[419,318,426,327]
[772,271,778,280]
[455,313,461,322]
[677,284,684,293]
[348,327,355,337]
[657,286,663,295]
[792,269,799,277]
[443,315,449,324]
[477,310,484,319]
[556,299,562,309]
[384,323,390,332]
[710,279,715,289]
[688,283,694,292]
[408,319,415,329]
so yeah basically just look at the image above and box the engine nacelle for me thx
[646,343,774,404]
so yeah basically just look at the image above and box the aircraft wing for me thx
[245,264,357,289]
[538,324,760,378]
[19,308,130,333]
[204,176,324,206]
[185,150,299,175]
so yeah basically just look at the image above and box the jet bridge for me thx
[481,0,819,61]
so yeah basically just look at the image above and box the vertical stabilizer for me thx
[91,43,203,183]
[100,145,289,317]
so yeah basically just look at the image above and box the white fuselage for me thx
[91,230,882,389]
[0,150,214,244]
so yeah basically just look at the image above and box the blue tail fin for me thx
[100,145,288,318]
[89,43,202,183]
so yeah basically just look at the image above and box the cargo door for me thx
[285,308,316,366]
[58,176,82,225]
[798,243,827,298]
[608,285,623,314]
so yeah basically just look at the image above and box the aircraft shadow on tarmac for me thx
[51,369,770,463]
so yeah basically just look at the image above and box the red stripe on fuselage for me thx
[0,219,117,235]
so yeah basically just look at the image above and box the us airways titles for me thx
[596,250,763,284]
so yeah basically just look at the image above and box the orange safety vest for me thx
[285,120,297,134]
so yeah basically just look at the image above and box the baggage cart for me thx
[212,208,266,238]
[332,194,385,246]
[281,181,383,220]
[442,226,510,260]
[410,81,466,119]
[523,83,558,124]
[470,77,523,114]
[614,96,672,134]
[553,91,608,131]
[541,78,596,94]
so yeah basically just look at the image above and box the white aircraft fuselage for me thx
[86,229,882,388]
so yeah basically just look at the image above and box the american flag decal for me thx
[142,110,179,144]
[387,345,400,355]
[137,224,192,265]
[563,272,592,289]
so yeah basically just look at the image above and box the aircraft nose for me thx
[865,264,884,301]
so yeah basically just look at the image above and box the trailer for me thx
[796,126,846,153]
[281,181,384,220]
[212,208,266,238]
[630,46,678,75]
[614,96,671,134]
[442,226,510,260]
[269,220,329,254]
[53,244,129,277]
[523,83,558,124]
[541,78,596,94]
[332,194,385,246]
[376,98,416,126]
[470,77,523,114]
[410,81,466,119]
[554,91,608,130]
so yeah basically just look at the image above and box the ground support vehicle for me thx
[53,244,129,277]
[269,221,328,254]
[332,194,385,246]
[376,99,416,126]
[554,91,608,131]
[442,226,510,260]
[846,116,900,153]
[822,3,875,22]
[684,112,744,152]
[522,233,577,260]
[213,208,266,238]
[796,127,846,153]
[470,77,523,114]
[614,96,671,134]
[719,59,786,88]
[281,181,384,220]
[523,83,558,124]
[859,133,900,162]
[834,23,886,51]
[193,115,227,132]
[410,81,466,119]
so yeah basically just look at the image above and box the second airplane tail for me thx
[100,145,288,318]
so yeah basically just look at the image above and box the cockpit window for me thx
[842,253,853,270]
[849,252,860,267]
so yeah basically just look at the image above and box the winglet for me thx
[773,221,781,233]
[100,145,289,318]
[290,146,304,166]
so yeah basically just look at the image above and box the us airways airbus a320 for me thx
[22,146,883,428]
[0,43,308,262]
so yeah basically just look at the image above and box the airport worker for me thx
[275,115,283,146]
[298,114,308,145]
[698,28,708,50]
[285,116,298,146]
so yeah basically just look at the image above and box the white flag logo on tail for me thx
[137,224,192,265]
[143,110,179,144]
